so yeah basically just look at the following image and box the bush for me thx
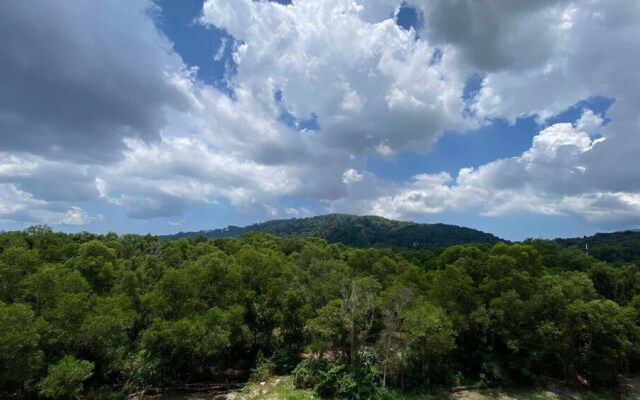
[313,362,349,398]
[292,359,330,389]
[294,356,382,399]
[122,352,163,390]
[271,339,299,374]
[39,355,94,400]
[250,350,276,382]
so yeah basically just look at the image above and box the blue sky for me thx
[0,0,639,241]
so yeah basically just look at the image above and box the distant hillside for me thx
[161,213,504,248]
[555,230,640,264]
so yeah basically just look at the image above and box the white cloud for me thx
[356,109,640,228]
[285,207,313,218]
[94,135,304,218]
[0,0,639,231]
[57,207,92,226]
[0,183,93,226]
[201,0,474,158]
[576,109,604,135]
[342,169,364,185]
[214,37,228,61]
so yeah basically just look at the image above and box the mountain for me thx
[161,213,505,248]
[555,230,640,264]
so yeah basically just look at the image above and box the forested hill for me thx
[161,213,505,248]
[555,230,640,264]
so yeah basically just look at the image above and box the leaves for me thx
[39,355,94,400]
[0,226,639,397]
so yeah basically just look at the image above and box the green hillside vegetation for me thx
[162,214,504,248]
[0,226,639,399]
[556,231,640,265]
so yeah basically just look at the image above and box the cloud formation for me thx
[0,0,638,232]
[362,110,640,229]
[0,0,192,162]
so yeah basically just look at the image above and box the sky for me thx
[0,0,639,241]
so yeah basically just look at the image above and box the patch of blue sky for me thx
[461,73,486,120]
[174,198,263,232]
[395,2,423,34]
[367,96,615,183]
[545,96,614,132]
[157,0,236,94]
[264,0,292,4]
[277,196,325,217]
[68,197,246,235]
[69,202,129,234]
[411,209,599,241]
[0,219,32,232]
[429,48,443,66]
[274,90,321,131]
[366,116,538,182]
[150,198,259,235]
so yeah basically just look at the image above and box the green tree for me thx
[0,302,43,395]
[0,247,42,302]
[341,276,382,365]
[39,356,94,400]
[140,307,233,382]
[307,299,349,359]
[378,284,413,387]
[66,240,118,295]
[20,264,90,312]
[80,295,136,377]
[428,263,479,330]
[565,299,640,386]
[40,293,91,356]
[402,299,456,385]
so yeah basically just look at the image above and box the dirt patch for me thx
[452,390,488,400]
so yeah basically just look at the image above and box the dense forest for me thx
[556,230,640,265]
[1,225,640,399]
[162,214,504,249]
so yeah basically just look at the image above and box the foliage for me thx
[312,358,381,400]
[140,307,232,382]
[250,350,276,382]
[39,355,94,400]
[162,213,504,249]
[0,226,638,398]
[0,302,43,394]
[293,359,331,389]
[555,231,640,265]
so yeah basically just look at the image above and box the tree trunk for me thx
[382,364,387,387]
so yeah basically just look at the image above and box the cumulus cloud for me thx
[416,0,573,72]
[1,0,639,231]
[0,152,99,203]
[342,169,364,185]
[201,0,474,157]
[57,207,93,226]
[95,135,304,218]
[360,110,640,228]
[0,183,94,226]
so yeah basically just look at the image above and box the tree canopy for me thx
[0,226,638,399]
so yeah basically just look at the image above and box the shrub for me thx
[300,356,382,399]
[292,359,330,389]
[39,356,94,400]
[250,350,276,382]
